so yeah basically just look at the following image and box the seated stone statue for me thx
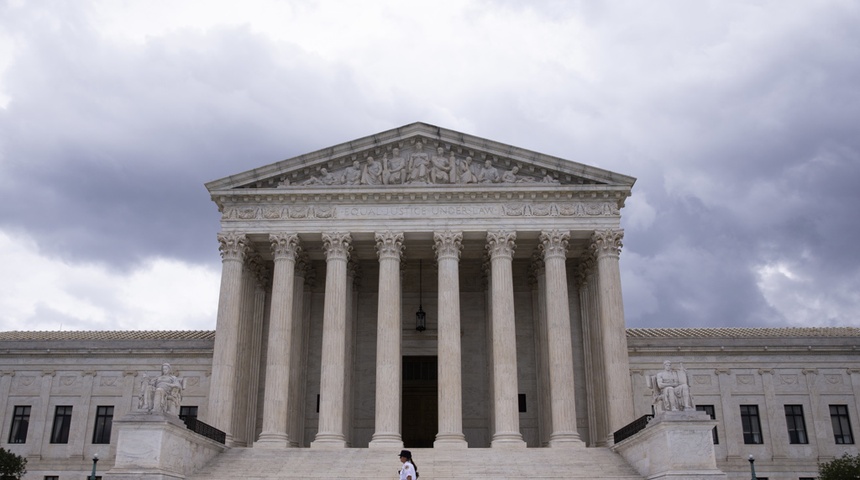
[139,363,186,415]
[649,360,694,412]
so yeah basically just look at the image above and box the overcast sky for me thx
[1,0,858,332]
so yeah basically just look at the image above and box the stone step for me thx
[187,447,644,480]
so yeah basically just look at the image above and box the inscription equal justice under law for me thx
[341,205,498,217]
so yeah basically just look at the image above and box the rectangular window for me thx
[50,405,73,444]
[784,404,808,444]
[830,404,854,444]
[696,405,719,444]
[8,405,31,443]
[43,476,59,480]
[518,394,527,413]
[740,404,763,444]
[179,406,198,424]
[92,405,114,444]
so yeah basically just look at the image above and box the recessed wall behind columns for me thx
[301,253,564,448]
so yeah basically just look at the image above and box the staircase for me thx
[186,446,644,480]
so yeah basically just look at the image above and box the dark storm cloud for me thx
[1,0,858,330]
[0,6,405,269]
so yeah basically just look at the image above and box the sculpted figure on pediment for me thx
[407,141,431,183]
[478,159,501,183]
[501,166,522,183]
[344,160,363,185]
[302,167,341,186]
[455,156,478,184]
[361,156,383,185]
[430,146,453,184]
[383,148,407,185]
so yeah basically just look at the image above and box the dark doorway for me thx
[402,356,438,447]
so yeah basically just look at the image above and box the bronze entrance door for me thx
[402,356,438,448]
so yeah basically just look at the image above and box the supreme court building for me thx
[2,123,859,480]
[204,122,635,449]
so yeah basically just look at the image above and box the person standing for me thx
[398,450,419,480]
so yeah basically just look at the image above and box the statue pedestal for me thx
[104,413,227,480]
[612,411,727,480]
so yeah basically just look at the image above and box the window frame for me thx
[784,404,808,445]
[8,405,31,444]
[740,404,764,444]
[49,405,73,444]
[92,405,114,444]
[696,404,719,444]
[830,404,854,444]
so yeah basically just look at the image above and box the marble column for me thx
[486,230,526,447]
[529,256,552,447]
[578,258,608,446]
[208,232,248,445]
[287,255,310,447]
[434,231,468,447]
[370,231,405,448]
[591,229,634,444]
[539,230,583,446]
[311,232,352,448]
[343,260,360,444]
[233,252,265,447]
[257,233,301,447]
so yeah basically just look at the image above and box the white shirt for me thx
[399,461,415,480]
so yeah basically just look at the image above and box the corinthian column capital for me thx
[486,230,516,260]
[591,229,624,258]
[247,252,270,287]
[217,232,249,261]
[539,230,570,260]
[375,231,405,260]
[270,233,301,260]
[322,232,352,261]
[433,231,463,261]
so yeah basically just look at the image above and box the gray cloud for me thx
[1,0,859,329]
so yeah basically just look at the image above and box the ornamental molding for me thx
[486,231,516,260]
[270,233,301,260]
[217,232,249,261]
[322,232,352,261]
[539,230,571,260]
[591,229,624,257]
[433,231,463,261]
[375,231,405,260]
[220,200,622,222]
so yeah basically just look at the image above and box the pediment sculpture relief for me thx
[275,140,563,188]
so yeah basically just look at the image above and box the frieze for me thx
[60,376,76,386]
[736,374,755,385]
[692,375,712,385]
[778,374,799,385]
[825,374,844,385]
[222,201,620,221]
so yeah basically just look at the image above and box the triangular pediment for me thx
[205,122,636,192]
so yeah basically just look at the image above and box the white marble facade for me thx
[2,125,858,479]
[203,122,635,450]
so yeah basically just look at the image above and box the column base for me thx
[368,433,403,449]
[310,433,347,448]
[548,431,585,447]
[255,432,291,448]
[434,433,468,448]
[491,432,526,448]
